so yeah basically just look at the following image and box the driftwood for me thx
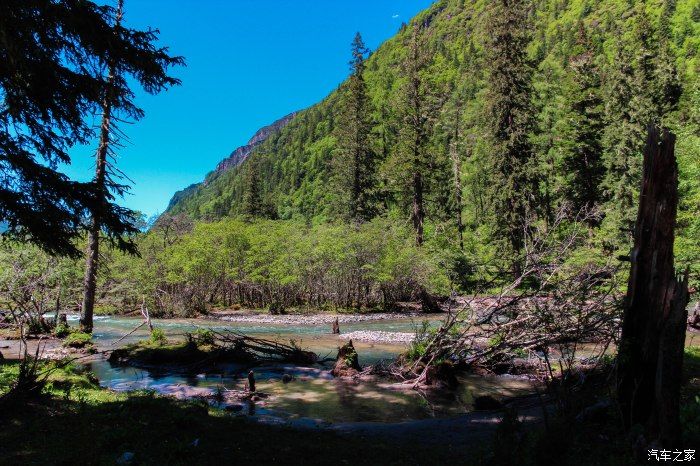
[387,205,621,388]
[210,329,319,365]
[616,127,689,447]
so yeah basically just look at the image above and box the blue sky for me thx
[63,0,434,217]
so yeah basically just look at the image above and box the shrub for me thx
[54,324,70,338]
[150,328,167,345]
[63,332,92,348]
[190,328,215,346]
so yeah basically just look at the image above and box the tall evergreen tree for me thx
[242,161,263,218]
[80,0,183,332]
[0,0,182,258]
[484,0,537,274]
[332,33,376,222]
[656,0,682,121]
[602,40,638,222]
[560,25,605,220]
[393,23,434,246]
[603,3,680,232]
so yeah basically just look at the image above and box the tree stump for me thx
[616,127,690,447]
[331,340,361,377]
[247,370,256,393]
[418,288,441,313]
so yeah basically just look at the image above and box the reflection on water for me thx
[82,315,535,423]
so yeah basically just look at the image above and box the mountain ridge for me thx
[165,111,298,212]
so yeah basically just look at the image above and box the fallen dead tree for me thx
[109,328,320,371]
[389,207,622,388]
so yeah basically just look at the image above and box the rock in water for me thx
[331,340,361,377]
[282,374,293,384]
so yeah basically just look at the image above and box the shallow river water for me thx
[72,315,536,424]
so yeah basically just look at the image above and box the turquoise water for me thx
[80,315,534,423]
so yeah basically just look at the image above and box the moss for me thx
[62,332,93,348]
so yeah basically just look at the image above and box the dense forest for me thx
[2,0,700,318]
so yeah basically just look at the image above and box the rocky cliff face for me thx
[214,112,297,173]
[165,112,297,213]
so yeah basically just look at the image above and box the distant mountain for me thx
[165,112,297,213]
[164,0,699,225]
[214,112,297,173]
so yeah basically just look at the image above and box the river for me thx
[61,314,537,425]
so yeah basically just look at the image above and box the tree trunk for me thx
[616,126,689,447]
[80,1,122,333]
[450,124,464,251]
[412,170,424,246]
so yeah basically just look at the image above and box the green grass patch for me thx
[62,332,93,348]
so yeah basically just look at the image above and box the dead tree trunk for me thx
[616,127,689,447]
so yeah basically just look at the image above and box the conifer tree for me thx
[80,0,183,332]
[332,33,376,222]
[483,0,537,274]
[603,3,680,232]
[395,23,433,246]
[0,0,182,258]
[656,0,682,121]
[242,161,263,219]
[560,26,605,220]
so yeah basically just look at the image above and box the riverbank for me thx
[3,347,699,465]
[0,361,485,465]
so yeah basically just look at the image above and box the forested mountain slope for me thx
[165,0,699,275]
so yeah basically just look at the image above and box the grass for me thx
[62,332,93,348]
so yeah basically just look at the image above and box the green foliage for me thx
[150,328,167,345]
[163,0,700,290]
[190,329,215,346]
[54,324,70,338]
[63,332,93,349]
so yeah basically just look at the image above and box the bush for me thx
[54,324,70,338]
[150,328,167,345]
[189,328,215,346]
[63,332,92,348]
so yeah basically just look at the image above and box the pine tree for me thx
[332,33,376,222]
[80,0,183,332]
[242,161,263,219]
[483,0,537,274]
[602,40,639,221]
[0,0,182,258]
[395,23,433,246]
[603,3,680,233]
[656,0,682,121]
[560,25,605,221]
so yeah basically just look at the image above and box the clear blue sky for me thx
[63,0,434,218]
